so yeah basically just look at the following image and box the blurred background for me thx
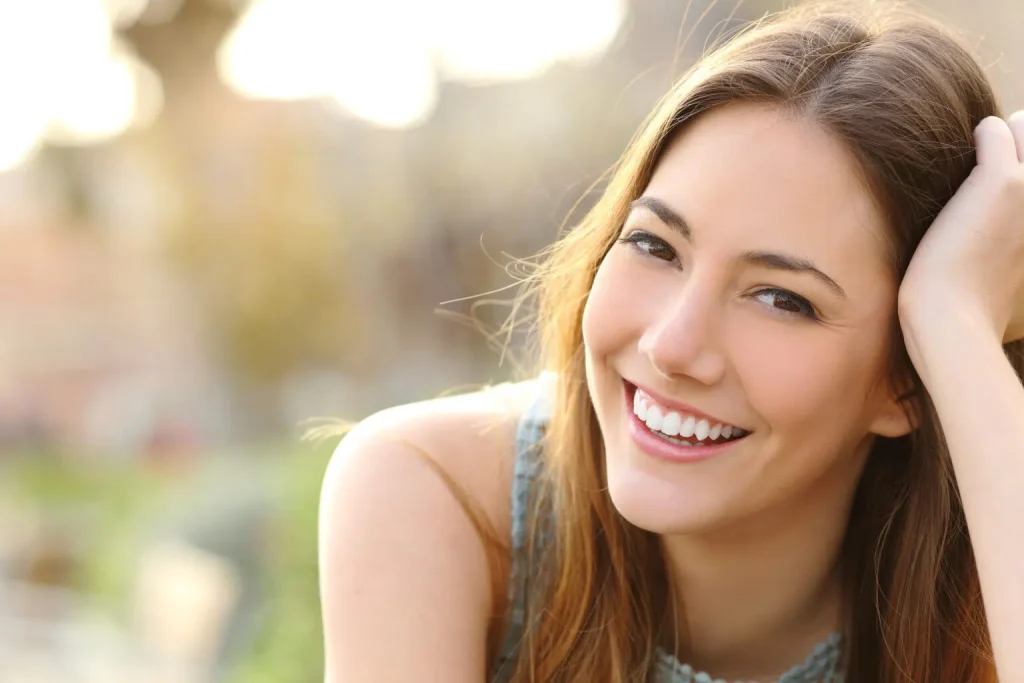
[0,0,1019,681]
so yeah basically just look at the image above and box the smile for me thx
[623,381,751,463]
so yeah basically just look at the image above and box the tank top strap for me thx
[490,375,553,682]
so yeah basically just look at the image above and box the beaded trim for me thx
[653,633,844,683]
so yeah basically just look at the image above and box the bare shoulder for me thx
[318,378,542,683]
[328,377,541,530]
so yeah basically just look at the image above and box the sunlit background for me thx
[0,0,1019,681]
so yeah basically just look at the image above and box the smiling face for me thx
[582,101,914,535]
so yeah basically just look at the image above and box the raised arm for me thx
[904,320,1024,680]
[899,114,1024,680]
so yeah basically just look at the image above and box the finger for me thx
[974,116,1019,169]
[1007,110,1024,163]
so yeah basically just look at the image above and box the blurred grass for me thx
[0,454,180,607]
[0,437,338,683]
[228,439,335,683]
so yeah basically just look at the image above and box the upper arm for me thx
[318,387,530,683]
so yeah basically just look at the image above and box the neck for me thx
[659,448,867,680]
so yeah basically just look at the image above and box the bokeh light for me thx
[217,0,627,128]
[0,0,163,170]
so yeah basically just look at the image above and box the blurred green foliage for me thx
[0,439,337,683]
[0,455,178,607]
[227,439,335,683]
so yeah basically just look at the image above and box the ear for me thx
[868,377,918,438]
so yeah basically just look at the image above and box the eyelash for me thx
[617,230,676,261]
[615,230,821,321]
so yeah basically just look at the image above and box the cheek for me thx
[730,323,891,431]
[582,252,639,357]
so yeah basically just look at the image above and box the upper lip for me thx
[627,379,746,429]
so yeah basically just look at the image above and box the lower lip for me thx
[623,382,748,463]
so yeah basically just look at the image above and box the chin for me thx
[604,455,737,535]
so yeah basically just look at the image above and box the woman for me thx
[318,3,1024,682]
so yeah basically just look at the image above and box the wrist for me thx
[900,300,1004,381]
[899,284,996,340]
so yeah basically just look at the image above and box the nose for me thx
[637,277,726,386]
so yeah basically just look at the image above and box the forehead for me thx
[643,102,891,281]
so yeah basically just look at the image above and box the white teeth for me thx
[631,389,747,443]
[661,411,681,437]
[645,406,663,431]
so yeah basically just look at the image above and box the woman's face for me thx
[582,102,913,534]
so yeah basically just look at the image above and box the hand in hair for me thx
[898,112,1024,347]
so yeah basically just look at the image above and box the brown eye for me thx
[752,288,819,321]
[617,231,677,262]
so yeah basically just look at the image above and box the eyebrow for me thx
[628,196,847,299]
[630,196,691,238]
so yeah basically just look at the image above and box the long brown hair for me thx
[511,3,1024,681]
